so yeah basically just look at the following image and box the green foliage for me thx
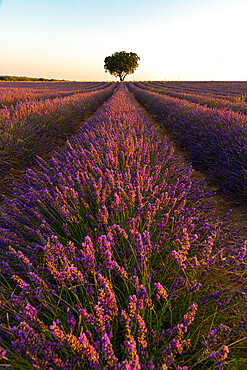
[0,75,65,82]
[104,51,140,81]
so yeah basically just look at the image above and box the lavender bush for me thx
[0,81,112,107]
[0,83,246,369]
[127,82,247,202]
[133,81,247,114]
[139,81,247,98]
[0,83,117,175]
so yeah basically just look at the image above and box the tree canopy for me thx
[104,51,140,81]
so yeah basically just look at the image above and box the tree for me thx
[104,51,140,82]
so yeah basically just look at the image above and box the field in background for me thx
[128,81,247,203]
[0,81,117,199]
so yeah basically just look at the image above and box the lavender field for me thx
[0,82,247,369]
[0,82,117,199]
[128,82,247,202]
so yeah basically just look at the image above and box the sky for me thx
[0,0,246,81]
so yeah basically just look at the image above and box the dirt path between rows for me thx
[127,86,247,241]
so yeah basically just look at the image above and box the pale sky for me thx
[0,0,246,81]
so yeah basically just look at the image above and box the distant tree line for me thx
[0,76,66,82]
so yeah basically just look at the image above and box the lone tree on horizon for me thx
[104,51,140,81]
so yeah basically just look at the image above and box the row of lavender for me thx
[0,83,246,368]
[145,81,247,98]
[128,82,247,202]
[0,83,117,176]
[0,81,111,107]
[134,82,247,114]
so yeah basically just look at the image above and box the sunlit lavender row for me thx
[127,82,247,202]
[134,81,247,115]
[0,83,246,369]
[0,83,117,176]
[0,81,112,107]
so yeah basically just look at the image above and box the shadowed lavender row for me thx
[0,83,246,368]
[127,82,247,202]
[134,81,247,115]
[143,81,247,98]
